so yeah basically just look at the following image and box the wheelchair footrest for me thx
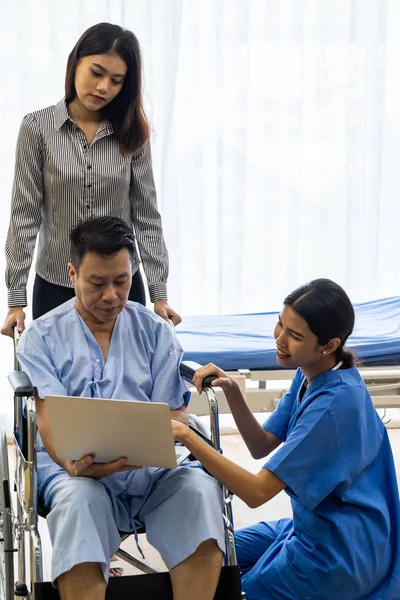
[34,566,242,599]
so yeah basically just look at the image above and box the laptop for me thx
[44,395,191,469]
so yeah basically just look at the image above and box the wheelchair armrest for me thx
[8,370,35,397]
[180,361,215,389]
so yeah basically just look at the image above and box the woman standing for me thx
[2,22,180,337]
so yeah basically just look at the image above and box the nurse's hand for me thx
[193,363,238,395]
[171,420,189,444]
[1,307,26,338]
[154,300,182,326]
[63,455,142,480]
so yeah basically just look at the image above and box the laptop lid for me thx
[44,395,184,469]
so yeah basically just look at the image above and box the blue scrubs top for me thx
[262,367,400,599]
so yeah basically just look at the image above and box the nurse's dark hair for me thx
[65,22,150,155]
[284,279,356,368]
[70,216,136,271]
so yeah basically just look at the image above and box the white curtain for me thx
[1,0,399,428]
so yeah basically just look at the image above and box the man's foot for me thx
[109,555,124,577]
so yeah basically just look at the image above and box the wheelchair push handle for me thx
[180,361,215,390]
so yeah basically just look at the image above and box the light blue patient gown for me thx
[17,299,225,584]
[236,367,400,600]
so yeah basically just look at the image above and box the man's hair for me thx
[70,216,136,271]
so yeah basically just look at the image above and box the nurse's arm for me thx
[174,421,286,509]
[222,383,282,459]
[193,363,282,460]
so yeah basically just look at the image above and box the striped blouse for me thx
[5,98,169,307]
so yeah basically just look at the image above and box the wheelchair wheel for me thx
[0,427,14,600]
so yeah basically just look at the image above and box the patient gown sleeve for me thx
[262,368,303,442]
[16,324,68,399]
[150,323,190,410]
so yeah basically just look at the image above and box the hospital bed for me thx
[0,338,245,600]
[177,296,400,415]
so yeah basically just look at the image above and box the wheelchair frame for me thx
[0,342,242,599]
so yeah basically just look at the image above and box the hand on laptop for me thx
[171,420,189,444]
[63,455,142,480]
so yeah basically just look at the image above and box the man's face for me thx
[68,249,132,325]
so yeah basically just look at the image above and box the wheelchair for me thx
[0,334,246,599]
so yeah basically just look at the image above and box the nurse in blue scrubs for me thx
[172,278,400,600]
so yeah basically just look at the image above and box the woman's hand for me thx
[193,363,238,395]
[154,300,182,325]
[171,419,190,444]
[1,307,26,338]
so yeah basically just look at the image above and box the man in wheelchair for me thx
[16,216,225,600]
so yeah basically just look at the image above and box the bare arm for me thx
[173,422,285,508]
[170,402,189,425]
[193,364,282,459]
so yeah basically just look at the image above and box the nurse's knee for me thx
[235,529,251,567]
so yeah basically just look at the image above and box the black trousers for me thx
[32,271,146,320]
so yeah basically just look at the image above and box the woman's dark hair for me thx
[65,22,150,154]
[284,278,356,368]
[70,216,136,271]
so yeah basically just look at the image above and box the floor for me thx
[13,421,396,581]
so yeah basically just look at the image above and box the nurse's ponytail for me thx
[284,279,356,368]
[336,342,355,369]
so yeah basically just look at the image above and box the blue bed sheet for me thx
[176,297,400,371]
